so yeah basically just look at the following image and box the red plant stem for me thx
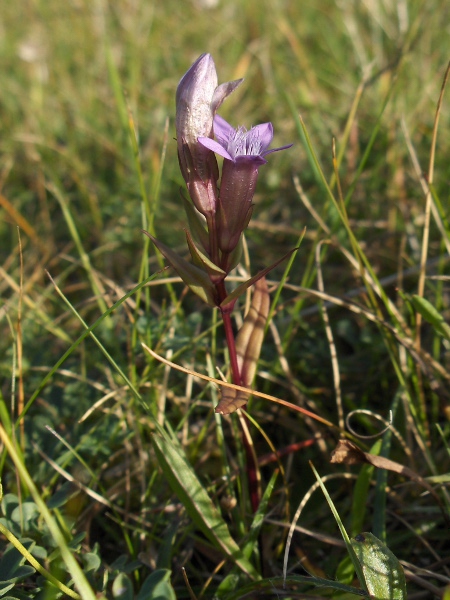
[216,279,261,513]
[216,280,241,384]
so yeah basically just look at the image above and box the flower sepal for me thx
[143,231,217,306]
[222,235,244,274]
[185,230,226,283]
[177,141,219,217]
[181,191,210,253]
[211,79,243,114]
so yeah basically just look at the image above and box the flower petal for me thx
[213,114,235,146]
[211,79,243,115]
[262,143,294,156]
[249,122,274,151]
[198,136,233,160]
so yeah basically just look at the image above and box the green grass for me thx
[1,0,449,598]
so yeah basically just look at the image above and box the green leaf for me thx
[0,563,35,588]
[244,470,278,558]
[337,439,383,585]
[82,552,102,573]
[0,584,15,597]
[47,483,80,509]
[137,569,176,600]
[152,434,260,580]
[410,294,450,339]
[0,542,36,598]
[352,439,382,536]
[335,555,355,587]
[112,572,133,600]
[1,495,19,523]
[67,532,86,551]
[0,542,32,581]
[11,503,39,529]
[217,471,278,595]
[351,532,406,599]
[155,522,179,571]
[223,574,366,599]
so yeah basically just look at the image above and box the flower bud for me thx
[176,54,217,182]
[176,54,242,218]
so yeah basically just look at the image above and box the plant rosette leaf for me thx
[112,572,133,600]
[351,532,406,600]
[136,569,176,600]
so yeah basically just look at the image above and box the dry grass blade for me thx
[142,344,336,428]
[315,241,344,430]
[415,60,450,349]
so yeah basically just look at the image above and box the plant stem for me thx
[216,279,261,513]
[216,280,241,385]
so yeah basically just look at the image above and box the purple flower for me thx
[176,55,242,218]
[198,116,292,254]
[199,115,292,165]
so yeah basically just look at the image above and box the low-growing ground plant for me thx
[0,1,449,599]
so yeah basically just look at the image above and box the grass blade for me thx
[152,433,261,580]
[309,461,369,595]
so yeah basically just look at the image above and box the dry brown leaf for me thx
[331,439,450,526]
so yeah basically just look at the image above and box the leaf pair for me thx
[145,226,295,313]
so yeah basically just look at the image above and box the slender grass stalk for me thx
[143,344,338,430]
[415,61,450,345]
[47,182,110,318]
[309,462,369,595]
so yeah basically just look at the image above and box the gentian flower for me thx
[199,114,291,164]
[199,115,292,253]
[176,54,242,218]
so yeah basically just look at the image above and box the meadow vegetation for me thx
[0,0,449,598]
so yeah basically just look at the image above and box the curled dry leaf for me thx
[331,439,450,526]
[215,388,251,415]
